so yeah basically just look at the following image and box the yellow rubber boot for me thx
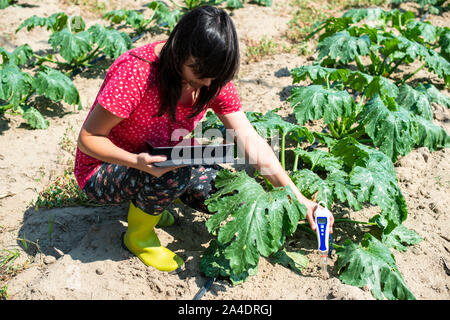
[123,202,184,272]
[156,210,175,227]
[155,198,183,228]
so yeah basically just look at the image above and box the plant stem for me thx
[334,218,377,226]
[280,132,286,170]
[0,91,33,112]
[264,176,274,191]
[395,62,426,85]
[0,103,13,112]
[346,122,364,135]
[348,126,367,140]
[386,56,407,77]
[378,54,390,76]
[293,143,300,172]
[354,55,367,73]
[328,122,340,139]
[74,46,101,67]
[32,53,66,67]
[297,223,316,237]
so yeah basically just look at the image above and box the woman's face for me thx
[181,57,214,89]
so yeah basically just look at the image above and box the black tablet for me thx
[146,141,235,167]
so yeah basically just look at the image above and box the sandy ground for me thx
[0,0,449,300]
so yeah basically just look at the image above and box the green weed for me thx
[34,169,98,209]
[0,284,8,300]
[0,249,20,274]
[245,36,281,62]
[434,175,450,188]
[285,0,329,43]
[329,0,389,9]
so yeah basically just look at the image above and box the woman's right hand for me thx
[135,152,185,177]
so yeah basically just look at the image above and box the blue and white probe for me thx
[314,201,332,257]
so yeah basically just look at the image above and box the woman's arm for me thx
[217,111,334,233]
[78,103,183,178]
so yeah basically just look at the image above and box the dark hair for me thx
[157,5,240,122]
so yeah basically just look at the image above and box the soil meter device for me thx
[314,201,331,256]
[314,201,332,277]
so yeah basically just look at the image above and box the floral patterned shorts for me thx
[82,163,222,216]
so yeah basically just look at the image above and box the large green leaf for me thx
[396,84,433,120]
[291,168,361,210]
[200,239,258,285]
[423,48,450,85]
[103,9,130,24]
[0,0,13,9]
[371,215,423,252]
[21,105,49,129]
[271,248,308,274]
[331,137,408,230]
[414,115,450,151]
[317,31,371,64]
[0,44,33,66]
[88,24,132,59]
[359,96,418,162]
[342,7,390,24]
[247,110,314,143]
[349,159,407,228]
[16,13,64,32]
[291,65,398,99]
[15,12,84,33]
[386,35,450,85]
[33,67,80,106]
[49,28,92,64]
[291,148,362,210]
[226,0,244,9]
[438,28,450,61]
[103,9,150,32]
[0,64,33,107]
[336,233,416,300]
[291,65,348,85]
[205,170,306,275]
[147,1,181,31]
[291,169,334,207]
[331,136,397,178]
[341,7,415,29]
[249,110,296,138]
[403,20,438,44]
[293,148,343,172]
[415,83,450,108]
[384,35,429,62]
[288,85,354,125]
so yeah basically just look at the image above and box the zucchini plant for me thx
[198,108,424,299]
[15,12,133,73]
[105,0,273,35]
[391,0,449,15]
[0,53,81,129]
[0,0,15,9]
[0,11,135,129]
[310,8,450,86]
[288,64,450,162]
[197,6,450,300]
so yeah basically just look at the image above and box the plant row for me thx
[0,1,272,128]
[198,7,450,300]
